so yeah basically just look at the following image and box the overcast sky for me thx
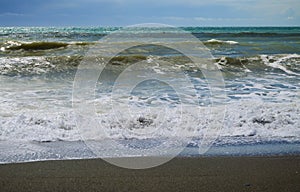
[0,0,299,26]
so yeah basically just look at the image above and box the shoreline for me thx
[1,140,300,164]
[1,155,299,192]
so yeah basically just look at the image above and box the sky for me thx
[0,0,299,26]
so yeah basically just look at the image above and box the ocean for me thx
[0,26,299,165]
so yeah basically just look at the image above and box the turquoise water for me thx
[1,26,299,35]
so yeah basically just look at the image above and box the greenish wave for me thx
[0,54,299,76]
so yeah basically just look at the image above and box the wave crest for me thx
[204,39,239,45]
[0,41,91,51]
[0,54,299,76]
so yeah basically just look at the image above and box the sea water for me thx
[0,27,299,163]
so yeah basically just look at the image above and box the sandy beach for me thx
[0,155,299,192]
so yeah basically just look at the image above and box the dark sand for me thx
[0,156,299,192]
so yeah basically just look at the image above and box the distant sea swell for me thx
[0,27,299,76]
[0,39,239,51]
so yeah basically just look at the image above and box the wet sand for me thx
[0,156,299,192]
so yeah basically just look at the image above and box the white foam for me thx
[0,112,80,142]
[206,39,239,45]
[0,94,299,164]
[0,57,54,75]
[260,54,300,75]
[222,100,300,140]
[0,98,299,143]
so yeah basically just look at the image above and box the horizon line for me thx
[1,25,300,28]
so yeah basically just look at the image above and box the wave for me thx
[204,39,239,45]
[0,41,91,51]
[215,54,300,73]
[260,54,300,75]
[0,54,299,76]
[0,39,240,52]
[0,56,82,75]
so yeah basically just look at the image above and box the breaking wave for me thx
[0,54,299,76]
[0,41,91,51]
[204,39,239,45]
